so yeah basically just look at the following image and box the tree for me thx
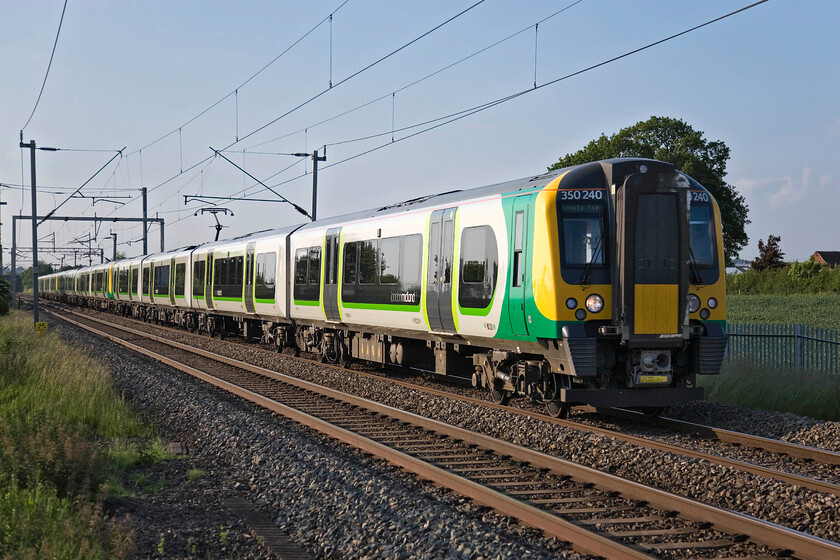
[19,261,54,291]
[548,116,749,263]
[751,234,785,271]
[0,276,10,316]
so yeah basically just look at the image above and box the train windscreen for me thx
[557,192,609,285]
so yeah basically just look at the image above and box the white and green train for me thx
[41,158,728,416]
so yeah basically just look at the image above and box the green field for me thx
[727,293,840,330]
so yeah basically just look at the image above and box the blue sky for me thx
[1,0,838,267]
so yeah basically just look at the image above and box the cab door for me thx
[426,207,457,333]
[507,196,530,336]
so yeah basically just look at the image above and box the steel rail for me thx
[43,306,840,560]
[598,407,840,466]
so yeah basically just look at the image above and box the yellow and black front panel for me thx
[633,193,680,335]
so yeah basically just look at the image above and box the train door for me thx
[426,207,457,333]
[323,228,341,322]
[615,172,689,338]
[508,196,530,336]
[205,252,215,310]
[244,242,256,313]
[168,258,176,305]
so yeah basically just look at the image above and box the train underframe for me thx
[52,293,726,417]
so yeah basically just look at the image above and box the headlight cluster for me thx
[688,294,719,319]
[585,294,604,313]
[688,294,701,313]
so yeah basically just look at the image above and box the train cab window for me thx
[690,204,715,267]
[255,252,276,301]
[193,260,205,296]
[558,199,609,285]
[174,263,186,296]
[459,226,498,309]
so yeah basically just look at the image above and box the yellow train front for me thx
[483,158,728,415]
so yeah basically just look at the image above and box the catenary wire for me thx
[20,0,68,133]
[128,0,350,155]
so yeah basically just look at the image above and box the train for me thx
[40,158,728,417]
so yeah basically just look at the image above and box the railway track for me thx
[48,301,840,498]
[42,303,840,559]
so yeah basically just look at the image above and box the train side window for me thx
[307,247,321,285]
[294,249,308,285]
[255,252,276,300]
[193,260,205,296]
[343,242,358,284]
[512,211,524,287]
[154,264,170,296]
[359,241,377,284]
[459,226,498,309]
[174,263,186,296]
[401,234,422,285]
[379,237,400,284]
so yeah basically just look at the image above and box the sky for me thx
[1,0,838,269]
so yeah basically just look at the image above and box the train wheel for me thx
[546,401,570,419]
[489,388,510,406]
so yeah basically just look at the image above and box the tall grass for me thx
[0,312,147,559]
[700,359,840,421]
[727,293,840,330]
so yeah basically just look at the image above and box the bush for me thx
[0,277,10,316]
[727,261,840,295]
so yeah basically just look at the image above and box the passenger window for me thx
[343,242,358,284]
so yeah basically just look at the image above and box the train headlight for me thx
[700,308,711,320]
[585,294,604,313]
[707,297,718,309]
[688,294,701,313]
[566,298,577,310]
[575,309,587,321]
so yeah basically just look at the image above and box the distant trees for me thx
[0,277,10,316]
[750,235,785,271]
[548,116,749,263]
[19,261,54,291]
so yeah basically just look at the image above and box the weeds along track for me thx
[40,303,840,559]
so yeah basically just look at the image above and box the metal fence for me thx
[726,323,840,374]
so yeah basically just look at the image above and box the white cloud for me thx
[735,166,829,208]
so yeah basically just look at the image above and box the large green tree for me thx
[548,116,749,263]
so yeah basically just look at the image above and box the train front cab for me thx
[534,159,727,410]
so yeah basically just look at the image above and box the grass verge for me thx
[699,359,840,421]
[0,311,168,559]
[727,293,840,330]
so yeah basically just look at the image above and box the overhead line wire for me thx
[245,0,584,151]
[129,0,350,155]
[21,0,68,133]
[227,0,487,149]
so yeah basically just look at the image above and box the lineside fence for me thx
[726,323,840,374]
